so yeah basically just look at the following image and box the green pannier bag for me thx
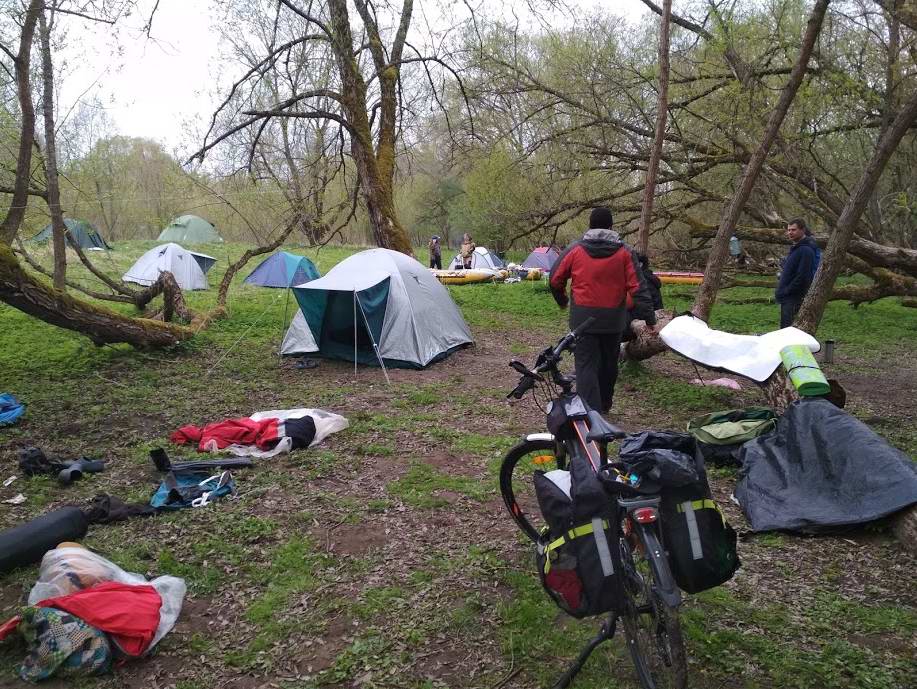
[686,407,777,446]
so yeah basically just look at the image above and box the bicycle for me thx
[500,318,688,689]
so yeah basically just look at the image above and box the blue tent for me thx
[244,252,320,288]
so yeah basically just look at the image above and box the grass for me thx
[1,241,915,688]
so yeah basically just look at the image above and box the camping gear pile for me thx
[0,545,185,681]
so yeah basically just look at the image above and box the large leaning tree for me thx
[192,0,445,255]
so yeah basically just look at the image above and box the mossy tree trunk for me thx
[326,0,414,255]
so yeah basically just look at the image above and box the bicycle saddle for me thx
[585,410,627,443]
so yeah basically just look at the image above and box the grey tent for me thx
[122,243,214,291]
[447,245,504,270]
[158,215,222,243]
[283,248,473,368]
[30,218,110,250]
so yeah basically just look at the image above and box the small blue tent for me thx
[244,252,320,288]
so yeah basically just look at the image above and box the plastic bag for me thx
[28,547,186,651]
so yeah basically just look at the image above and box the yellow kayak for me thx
[431,268,507,284]
[657,271,704,285]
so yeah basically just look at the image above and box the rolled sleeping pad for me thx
[0,507,89,574]
[780,344,831,397]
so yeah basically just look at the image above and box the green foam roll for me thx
[780,344,830,396]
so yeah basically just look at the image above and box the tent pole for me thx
[280,287,291,356]
[356,291,390,386]
[353,292,358,377]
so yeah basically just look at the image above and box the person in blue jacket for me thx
[775,218,821,328]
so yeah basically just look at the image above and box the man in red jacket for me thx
[550,207,657,414]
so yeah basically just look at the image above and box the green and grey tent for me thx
[157,215,222,243]
[283,248,473,368]
[30,218,110,250]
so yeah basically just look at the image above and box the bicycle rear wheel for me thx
[499,439,562,543]
[620,530,687,689]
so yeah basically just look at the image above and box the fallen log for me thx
[688,223,917,278]
[0,244,193,347]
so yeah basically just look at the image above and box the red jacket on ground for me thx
[37,582,162,656]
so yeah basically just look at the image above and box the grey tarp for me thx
[735,399,917,533]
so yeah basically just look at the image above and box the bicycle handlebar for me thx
[507,317,596,398]
[534,317,596,375]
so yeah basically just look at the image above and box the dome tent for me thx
[30,218,110,250]
[522,246,560,272]
[157,215,222,244]
[447,245,505,270]
[284,248,473,368]
[122,243,215,291]
[244,251,320,288]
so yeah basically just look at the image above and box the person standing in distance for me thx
[549,207,657,415]
[460,233,475,270]
[428,235,442,270]
[775,218,821,328]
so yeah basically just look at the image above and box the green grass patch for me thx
[387,461,489,508]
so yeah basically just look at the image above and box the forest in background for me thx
[1,0,913,259]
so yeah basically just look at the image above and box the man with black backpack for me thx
[550,207,657,415]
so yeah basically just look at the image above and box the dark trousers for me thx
[779,297,802,328]
[430,256,442,269]
[574,332,623,414]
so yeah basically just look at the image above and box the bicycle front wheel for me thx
[499,438,562,543]
[620,529,688,689]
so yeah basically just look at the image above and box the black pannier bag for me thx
[532,459,623,619]
[620,431,740,594]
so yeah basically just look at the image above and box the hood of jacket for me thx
[793,235,819,253]
[580,228,623,258]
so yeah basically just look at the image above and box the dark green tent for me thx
[30,218,111,250]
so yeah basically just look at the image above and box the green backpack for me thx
[686,407,777,446]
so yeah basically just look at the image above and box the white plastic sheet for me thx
[660,315,820,382]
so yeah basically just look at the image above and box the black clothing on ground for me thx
[84,494,157,524]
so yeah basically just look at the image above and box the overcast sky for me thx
[57,0,648,155]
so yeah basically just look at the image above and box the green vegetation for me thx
[1,242,914,689]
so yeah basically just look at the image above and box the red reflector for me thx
[633,508,658,524]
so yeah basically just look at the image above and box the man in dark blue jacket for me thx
[775,218,821,328]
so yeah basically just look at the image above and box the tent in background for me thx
[522,246,560,272]
[122,243,215,291]
[158,215,222,244]
[244,252,320,288]
[447,246,505,270]
[284,248,473,368]
[30,218,110,250]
